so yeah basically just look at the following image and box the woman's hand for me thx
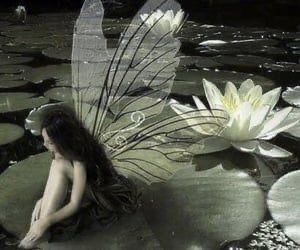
[31,199,42,226]
[18,218,50,249]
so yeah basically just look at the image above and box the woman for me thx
[19,106,139,249]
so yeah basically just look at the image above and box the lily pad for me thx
[25,102,74,136]
[23,64,71,85]
[0,54,33,65]
[213,55,274,68]
[44,87,72,102]
[287,42,300,50]
[0,92,49,113]
[42,46,72,61]
[171,80,202,96]
[178,56,222,70]
[0,152,51,237]
[0,123,24,146]
[284,108,300,138]
[1,44,47,54]
[263,62,300,73]
[0,65,31,74]
[15,35,72,47]
[143,164,265,250]
[0,79,29,88]
[267,170,300,244]
[282,86,300,106]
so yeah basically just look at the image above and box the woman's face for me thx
[41,128,57,153]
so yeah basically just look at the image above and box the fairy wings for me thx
[72,0,228,184]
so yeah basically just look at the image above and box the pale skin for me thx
[19,128,88,249]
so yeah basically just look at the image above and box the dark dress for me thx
[48,162,140,242]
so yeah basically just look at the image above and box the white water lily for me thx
[282,86,300,138]
[140,9,184,35]
[172,79,299,158]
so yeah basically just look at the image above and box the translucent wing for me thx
[72,0,111,135]
[72,0,229,184]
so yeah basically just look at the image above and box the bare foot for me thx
[19,231,50,249]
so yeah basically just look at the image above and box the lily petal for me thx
[203,78,224,109]
[192,96,207,110]
[258,107,293,137]
[238,79,255,98]
[260,87,281,111]
[189,137,230,154]
[232,140,292,158]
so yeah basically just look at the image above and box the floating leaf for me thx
[42,46,72,61]
[143,164,265,250]
[44,87,72,102]
[267,170,300,244]
[1,44,47,54]
[213,55,274,68]
[0,92,49,113]
[0,152,51,237]
[0,123,24,146]
[23,64,71,85]
[282,86,300,107]
[263,62,300,72]
[0,65,31,74]
[0,54,33,65]
[25,102,74,136]
[0,79,29,88]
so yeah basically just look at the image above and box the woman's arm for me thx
[44,160,87,227]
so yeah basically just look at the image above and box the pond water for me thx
[0,4,300,250]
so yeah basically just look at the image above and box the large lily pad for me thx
[0,65,31,74]
[42,47,72,61]
[23,64,71,85]
[263,62,300,72]
[282,86,300,106]
[0,54,33,65]
[178,56,222,70]
[1,44,47,54]
[0,80,29,88]
[0,152,51,237]
[0,92,49,113]
[267,170,300,244]
[213,55,274,68]
[25,102,74,136]
[0,123,24,146]
[41,211,161,250]
[44,87,72,102]
[143,164,265,250]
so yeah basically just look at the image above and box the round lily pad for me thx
[143,164,265,250]
[0,92,49,113]
[0,54,33,65]
[0,80,29,88]
[171,80,202,96]
[1,44,46,54]
[44,87,72,102]
[267,170,300,244]
[284,108,300,138]
[25,102,74,136]
[282,86,300,106]
[263,62,300,73]
[0,152,51,237]
[15,33,72,46]
[178,56,222,70]
[42,46,72,61]
[0,123,24,146]
[23,64,71,85]
[0,65,31,74]
[213,55,274,68]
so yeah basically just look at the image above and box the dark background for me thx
[0,0,300,30]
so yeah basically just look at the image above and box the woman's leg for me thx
[39,166,69,218]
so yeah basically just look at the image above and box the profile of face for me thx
[41,128,57,154]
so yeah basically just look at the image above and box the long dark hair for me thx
[41,106,118,185]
